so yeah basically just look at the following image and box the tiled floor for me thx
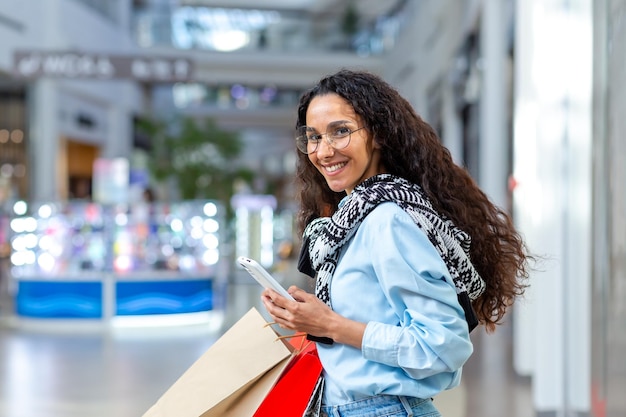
[0,275,533,417]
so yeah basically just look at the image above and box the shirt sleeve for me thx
[359,205,473,380]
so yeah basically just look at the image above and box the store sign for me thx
[12,50,193,82]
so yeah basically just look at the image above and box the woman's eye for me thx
[333,126,350,137]
[308,134,322,142]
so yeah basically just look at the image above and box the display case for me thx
[8,200,224,322]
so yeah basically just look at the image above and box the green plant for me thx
[136,115,254,216]
[341,2,360,37]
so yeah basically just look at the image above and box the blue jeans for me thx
[320,395,441,417]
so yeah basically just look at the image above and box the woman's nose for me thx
[315,136,334,157]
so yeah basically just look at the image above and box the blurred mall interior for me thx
[0,0,624,416]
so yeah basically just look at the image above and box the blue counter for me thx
[15,275,214,319]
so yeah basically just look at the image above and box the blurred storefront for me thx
[0,89,27,202]
[9,199,224,323]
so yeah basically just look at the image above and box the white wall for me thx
[513,0,592,414]
[384,0,480,164]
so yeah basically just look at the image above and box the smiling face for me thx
[305,93,385,194]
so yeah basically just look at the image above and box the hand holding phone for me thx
[238,256,333,344]
[237,256,295,301]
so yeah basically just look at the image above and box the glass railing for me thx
[132,3,410,56]
[152,82,303,111]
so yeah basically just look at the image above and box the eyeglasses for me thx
[295,122,366,154]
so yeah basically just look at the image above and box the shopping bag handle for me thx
[265,324,313,352]
[265,321,334,346]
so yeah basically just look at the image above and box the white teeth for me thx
[324,162,346,173]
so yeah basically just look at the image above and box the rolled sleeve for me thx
[362,321,402,365]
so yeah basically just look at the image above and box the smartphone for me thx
[237,256,295,301]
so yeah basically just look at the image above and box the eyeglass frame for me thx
[295,121,367,154]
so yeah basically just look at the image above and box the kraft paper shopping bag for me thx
[143,307,295,417]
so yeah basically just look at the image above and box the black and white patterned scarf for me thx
[297,174,485,331]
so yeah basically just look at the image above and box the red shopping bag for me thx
[253,336,323,417]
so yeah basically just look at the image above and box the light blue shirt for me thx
[317,202,473,405]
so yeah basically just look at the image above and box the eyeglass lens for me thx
[296,122,361,154]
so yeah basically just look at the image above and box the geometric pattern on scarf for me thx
[302,174,486,308]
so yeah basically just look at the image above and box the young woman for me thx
[261,69,531,417]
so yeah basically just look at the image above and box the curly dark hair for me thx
[294,69,531,331]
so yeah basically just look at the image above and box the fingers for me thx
[262,288,290,307]
[287,286,314,302]
[261,289,291,322]
[261,297,295,330]
[261,287,324,333]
